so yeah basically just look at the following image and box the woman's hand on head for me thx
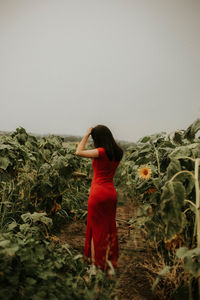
[86,127,93,137]
[75,127,98,158]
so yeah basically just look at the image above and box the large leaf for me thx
[138,132,166,143]
[184,118,200,141]
[166,159,195,195]
[191,143,200,158]
[166,159,181,178]
[21,212,52,227]
[173,131,184,145]
[169,146,191,159]
[176,247,200,277]
[169,143,200,160]
[138,136,151,143]
[0,157,11,170]
[0,144,13,151]
[161,181,185,240]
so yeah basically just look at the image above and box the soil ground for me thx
[57,200,160,300]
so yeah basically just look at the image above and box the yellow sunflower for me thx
[138,165,152,180]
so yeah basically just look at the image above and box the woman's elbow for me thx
[75,151,81,156]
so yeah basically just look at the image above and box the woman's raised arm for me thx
[75,128,99,158]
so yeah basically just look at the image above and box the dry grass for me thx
[116,221,190,300]
[135,239,189,300]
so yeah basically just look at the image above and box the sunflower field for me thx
[0,119,200,299]
[0,127,114,300]
[121,118,200,299]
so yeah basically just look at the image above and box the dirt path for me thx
[115,203,158,300]
[57,201,158,300]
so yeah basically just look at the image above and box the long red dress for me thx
[84,147,120,270]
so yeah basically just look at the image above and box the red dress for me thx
[84,147,120,270]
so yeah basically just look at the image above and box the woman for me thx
[75,125,123,274]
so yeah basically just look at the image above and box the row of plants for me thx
[0,127,116,299]
[121,119,200,299]
[0,210,115,300]
[0,127,91,229]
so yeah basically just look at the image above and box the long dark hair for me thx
[91,125,123,162]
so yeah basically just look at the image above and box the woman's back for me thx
[92,147,120,185]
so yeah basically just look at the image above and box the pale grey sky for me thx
[0,0,200,142]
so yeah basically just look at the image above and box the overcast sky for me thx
[0,0,200,142]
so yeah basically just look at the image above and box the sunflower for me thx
[138,165,152,180]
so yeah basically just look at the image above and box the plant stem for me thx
[194,158,200,298]
[151,142,161,181]
[193,217,197,246]
[175,156,196,162]
[184,199,196,209]
[195,158,200,247]
[170,170,194,182]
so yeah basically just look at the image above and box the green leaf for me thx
[38,271,57,280]
[184,118,200,141]
[161,181,185,240]
[139,136,150,143]
[32,292,47,300]
[176,247,200,277]
[169,146,191,160]
[166,159,181,178]
[173,131,184,145]
[8,221,18,231]
[21,212,52,227]
[0,240,10,247]
[62,243,72,256]
[73,254,83,260]
[176,247,189,258]
[0,144,13,151]
[0,240,19,256]
[135,156,150,165]
[25,277,37,285]
[0,157,11,170]
[191,143,200,158]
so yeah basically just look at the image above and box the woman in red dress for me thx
[75,125,123,275]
